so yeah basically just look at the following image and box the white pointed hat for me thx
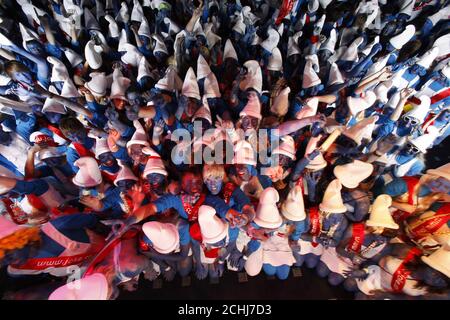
[155,67,182,92]
[260,27,280,52]
[49,273,109,300]
[193,98,212,124]
[193,18,206,39]
[233,140,257,165]
[137,16,151,38]
[197,54,212,80]
[389,25,415,50]
[110,69,131,101]
[116,1,129,23]
[408,126,439,153]
[64,47,84,68]
[404,95,431,123]
[385,90,401,109]
[432,33,450,59]
[281,185,306,221]
[42,86,67,114]
[121,44,143,67]
[361,36,379,56]
[205,23,221,49]
[152,34,169,55]
[239,95,262,120]
[319,179,347,213]
[339,36,363,62]
[232,13,246,35]
[198,205,229,244]
[272,135,296,160]
[142,147,168,177]
[131,0,144,22]
[366,194,399,229]
[142,221,179,253]
[239,60,263,94]
[19,23,39,50]
[203,72,221,98]
[374,80,393,104]
[302,60,321,88]
[163,17,181,35]
[320,28,337,53]
[343,116,378,145]
[254,187,283,229]
[334,160,374,189]
[242,5,260,24]
[328,63,345,86]
[127,120,150,148]
[85,40,103,70]
[114,162,138,186]
[287,31,302,57]
[270,86,290,117]
[104,15,120,38]
[61,77,81,99]
[84,6,101,31]
[47,56,69,83]
[421,245,450,278]
[94,138,111,158]
[267,47,283,72]
[118,29,129,52]
[72,157,103,187]
[21,2,45,26]
[347,90,377,116]
[319,0,333,9]
[305,134,327,170]
[295,96,319,119]
[366,54,390,78]
[223,39,238,61]
[137,56,153,82]
[416,46,439,69]
[84,72,108,97]
[182,67,201,100]
[0,32,14,47]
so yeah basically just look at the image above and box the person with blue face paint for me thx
[139,220,192,281]
[113,162,139,218]
[347,243,450,300]
[190,205,240,280]
[314,180,349,279]
[202,164,252,213]
[94,137,120,185]
[320,194,400,290]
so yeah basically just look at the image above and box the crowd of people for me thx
[0,0,449,300]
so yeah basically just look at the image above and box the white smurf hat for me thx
[48,56,69,83]
[203,72,221,99]
[142,148,168,177]
[104,15,120,38]
[239,95,262,120]
[333,160,374,189]
[327,63,345,86]
[343,116,379,145]
[197,54,212,80]
[84,72,108,98]
[302,60,321,88]
[49,273,109,300]
[272,135,296,160]
[72,157,103,187]
[182,67,201,100]
[366,194,399,229]
[260,27,280,53]
[85,40,103,70]
[408,126,440,153]
[223,39,238,61]
[64,47,84,68]
[239,60,263,94]
[142,221,179,254]
[416,46,440,69]
[198,205,228,244]
[61,77,81,99]
[42,86,67,114]
[347,91,377,116]
[233,140,257,166]
[155,67,183,92]
[281,185,306,221]
[319,179,347,213]
[254,187,283,229]
[126,120,150,148]
[114,162,138,186]
[110,69,131,101]
[94,138,111,159]
[389,25,415,50]
[267,47,283,72]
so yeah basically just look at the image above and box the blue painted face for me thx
[204,176,224,195]
[98,152,117,167]
[116,179,137,193]
[65,130,87,143]
[26,40,45,57]
[12,70,34,85]
[234,164,254,182]
[146,173,167,195]
[45,112,62,124]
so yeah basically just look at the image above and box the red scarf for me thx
[309,207,321,247]
[1,198,28,224]
[275,0,295,25]
[392,176,420,222]
[181,193,206,222]
[346,223,365,253]
[409,204,450,241]
[391,247,423,292]
[72,142,95,158]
